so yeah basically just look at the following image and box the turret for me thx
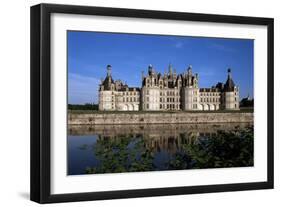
[107,64,112,76]
[100,65,114,91]
[148,64,153,75]
[168,63,173,76]
[223,68,239,110]
[187,65,192,75]
[227,68,232,79]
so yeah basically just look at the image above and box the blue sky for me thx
[68,31,253,104]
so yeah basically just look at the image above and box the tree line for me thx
[68,103,98,110]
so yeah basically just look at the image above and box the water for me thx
[68,123,253,175]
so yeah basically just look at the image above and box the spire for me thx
[227,68,232,79]
[148,64,153,75]
[141,70,144,80]
[107,65,112,76]
[168,63,173,75]
[187,65,192,75]
[224,68,235,92]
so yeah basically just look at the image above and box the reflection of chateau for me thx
[99,64,239,111]
[69,123,251,154]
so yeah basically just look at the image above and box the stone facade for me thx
[99,64,239,111]
[99,65,140,111]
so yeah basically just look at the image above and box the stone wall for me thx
[68,112,253,125]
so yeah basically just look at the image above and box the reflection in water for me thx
[68,123,253,175]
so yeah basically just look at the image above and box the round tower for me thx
[224,68,239,110]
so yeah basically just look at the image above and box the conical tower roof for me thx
[224,68,235,92]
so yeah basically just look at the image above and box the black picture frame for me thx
[30,3,274,204]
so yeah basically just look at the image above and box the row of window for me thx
[162,91,179,96]
[146,79,179,85]
[146,85,179,89]
[160,104,179,110]
[145,104,180,110]
[120,92,139,96]
[161,97,179,103]
[145,97,180,103]
[122,97,139,102]
[200,92,220,96]
[200,97,220,103]
[146,91,179,96]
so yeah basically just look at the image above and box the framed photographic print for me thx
[30,3,274,203]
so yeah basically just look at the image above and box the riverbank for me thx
[68,111,253,125]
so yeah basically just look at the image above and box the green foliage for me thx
[180,126,254,169]
[68,103,98,110]
[83,127,253,174]
[85,136,155,174]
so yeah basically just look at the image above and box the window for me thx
[146,104,149,109]
[160,104,162,109]
[147,97,149,102]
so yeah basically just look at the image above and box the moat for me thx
[68,123,254,175]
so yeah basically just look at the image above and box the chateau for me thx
[98,64,239,111]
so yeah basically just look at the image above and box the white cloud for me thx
[174,41,184,48]
[68,73,100,104]
[209,43,236,53]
